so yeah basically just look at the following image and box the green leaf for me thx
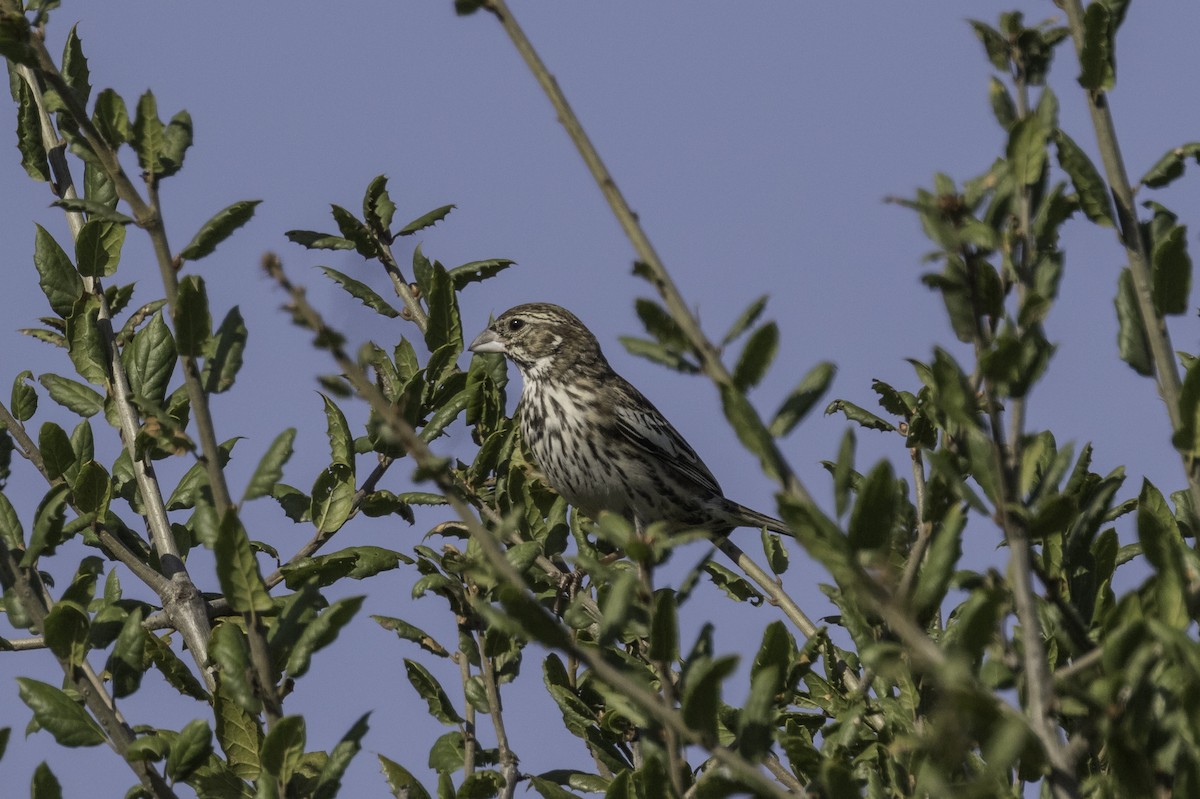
[24,483,69,565]
[244,428,296,501]
[721,295,769,346]
[60,24,91,106]
[166,718,212,783]
[31,761,62,799]
[681,655,738,744]
[310,463,354,534]
[11,371,37,421]
[321,393,354,468]
[318,266,399,318]
[619,337,699,374]
[201,305,247,393]
[1140,143,1200,189]
[404,659,463,725]
[848,461,896,551]
[38,374,101,417]
[824,399,895,432]
[38,422,75,481]
[1151,224,1191,316]
[719,384,782,482]
[107,608,146,698]
[311,713,370,799]
[648,590,678,662]
[373,615,449,657]
[969,20,1009,71]
[159,110,193,177]
[987,76,1015,130]
[284,230,354,251]
[1115,268,1153,376]
[398,204,455,236]
[92,88,130,148]
[144,630,209,701]
[769,361,836,437]
[1054,131,1113,227]
[732,321,779,391]
[122,311,176,404]
[259,715,305,786]
[132,91,163,175]
[43,602,89,669]
[363,175,396,234]
[0,13,35,66]
[212,675,262,777]
[179,200,261,262]
[379,755,433,799]
[33,225,83,318]
[71,461,110,516]
[16,678,105,747]
[213,511,272,613]
[286,595,364,677]
[51,198,133,225]
[449,259,515,289]
[330,205,377,258]
[1136,480,1188,628]
[1078,2,1115,91]
[74,220,125,278]
[65,296,108,386]
[14,75,49,181]
[1174,359,1200,455]
[174,275,212,356]
[1007,116,1048,186]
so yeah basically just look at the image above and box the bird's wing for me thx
[612,398,724,498]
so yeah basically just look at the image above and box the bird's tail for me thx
[732,502,792,537]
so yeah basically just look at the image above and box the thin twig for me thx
[897,446,933,602]
[475,624,519,799]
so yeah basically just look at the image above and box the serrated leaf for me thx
[14,74,49,181]
[1055,130,1113,227]
[330,204,377,258]
[824,399,895,432]
[398,204,455,236]
[284,230,354,250]
[60,24,91,106]
[179,200,261,262]
[1115,268,1153,376]
[318,266,399,318]
[16,678,105,747]
[33,225,83,318]
[43,602,89,669]
[214,511,272,613]
[363,175,396,234]
[1141,143,1200,190]
[175,274,211,356]
[449,259,514,289]
[321,394,353,468]
[244,428,296,501]
[213,677,262,778]
[158,110,192,177]
[143,630,209,700]
[732,321,779,391]
[51,198,133,224]
[201,305,247,393]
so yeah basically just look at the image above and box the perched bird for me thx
[468,303,788,537]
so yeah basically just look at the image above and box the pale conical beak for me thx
[468,328,506,354]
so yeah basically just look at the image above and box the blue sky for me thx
[1,2,1198,795]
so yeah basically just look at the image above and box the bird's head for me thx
[468,303,606,379]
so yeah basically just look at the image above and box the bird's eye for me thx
[507,318,525,332]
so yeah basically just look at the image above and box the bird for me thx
[468,302,788,538]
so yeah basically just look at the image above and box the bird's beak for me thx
[468,327,506,354]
